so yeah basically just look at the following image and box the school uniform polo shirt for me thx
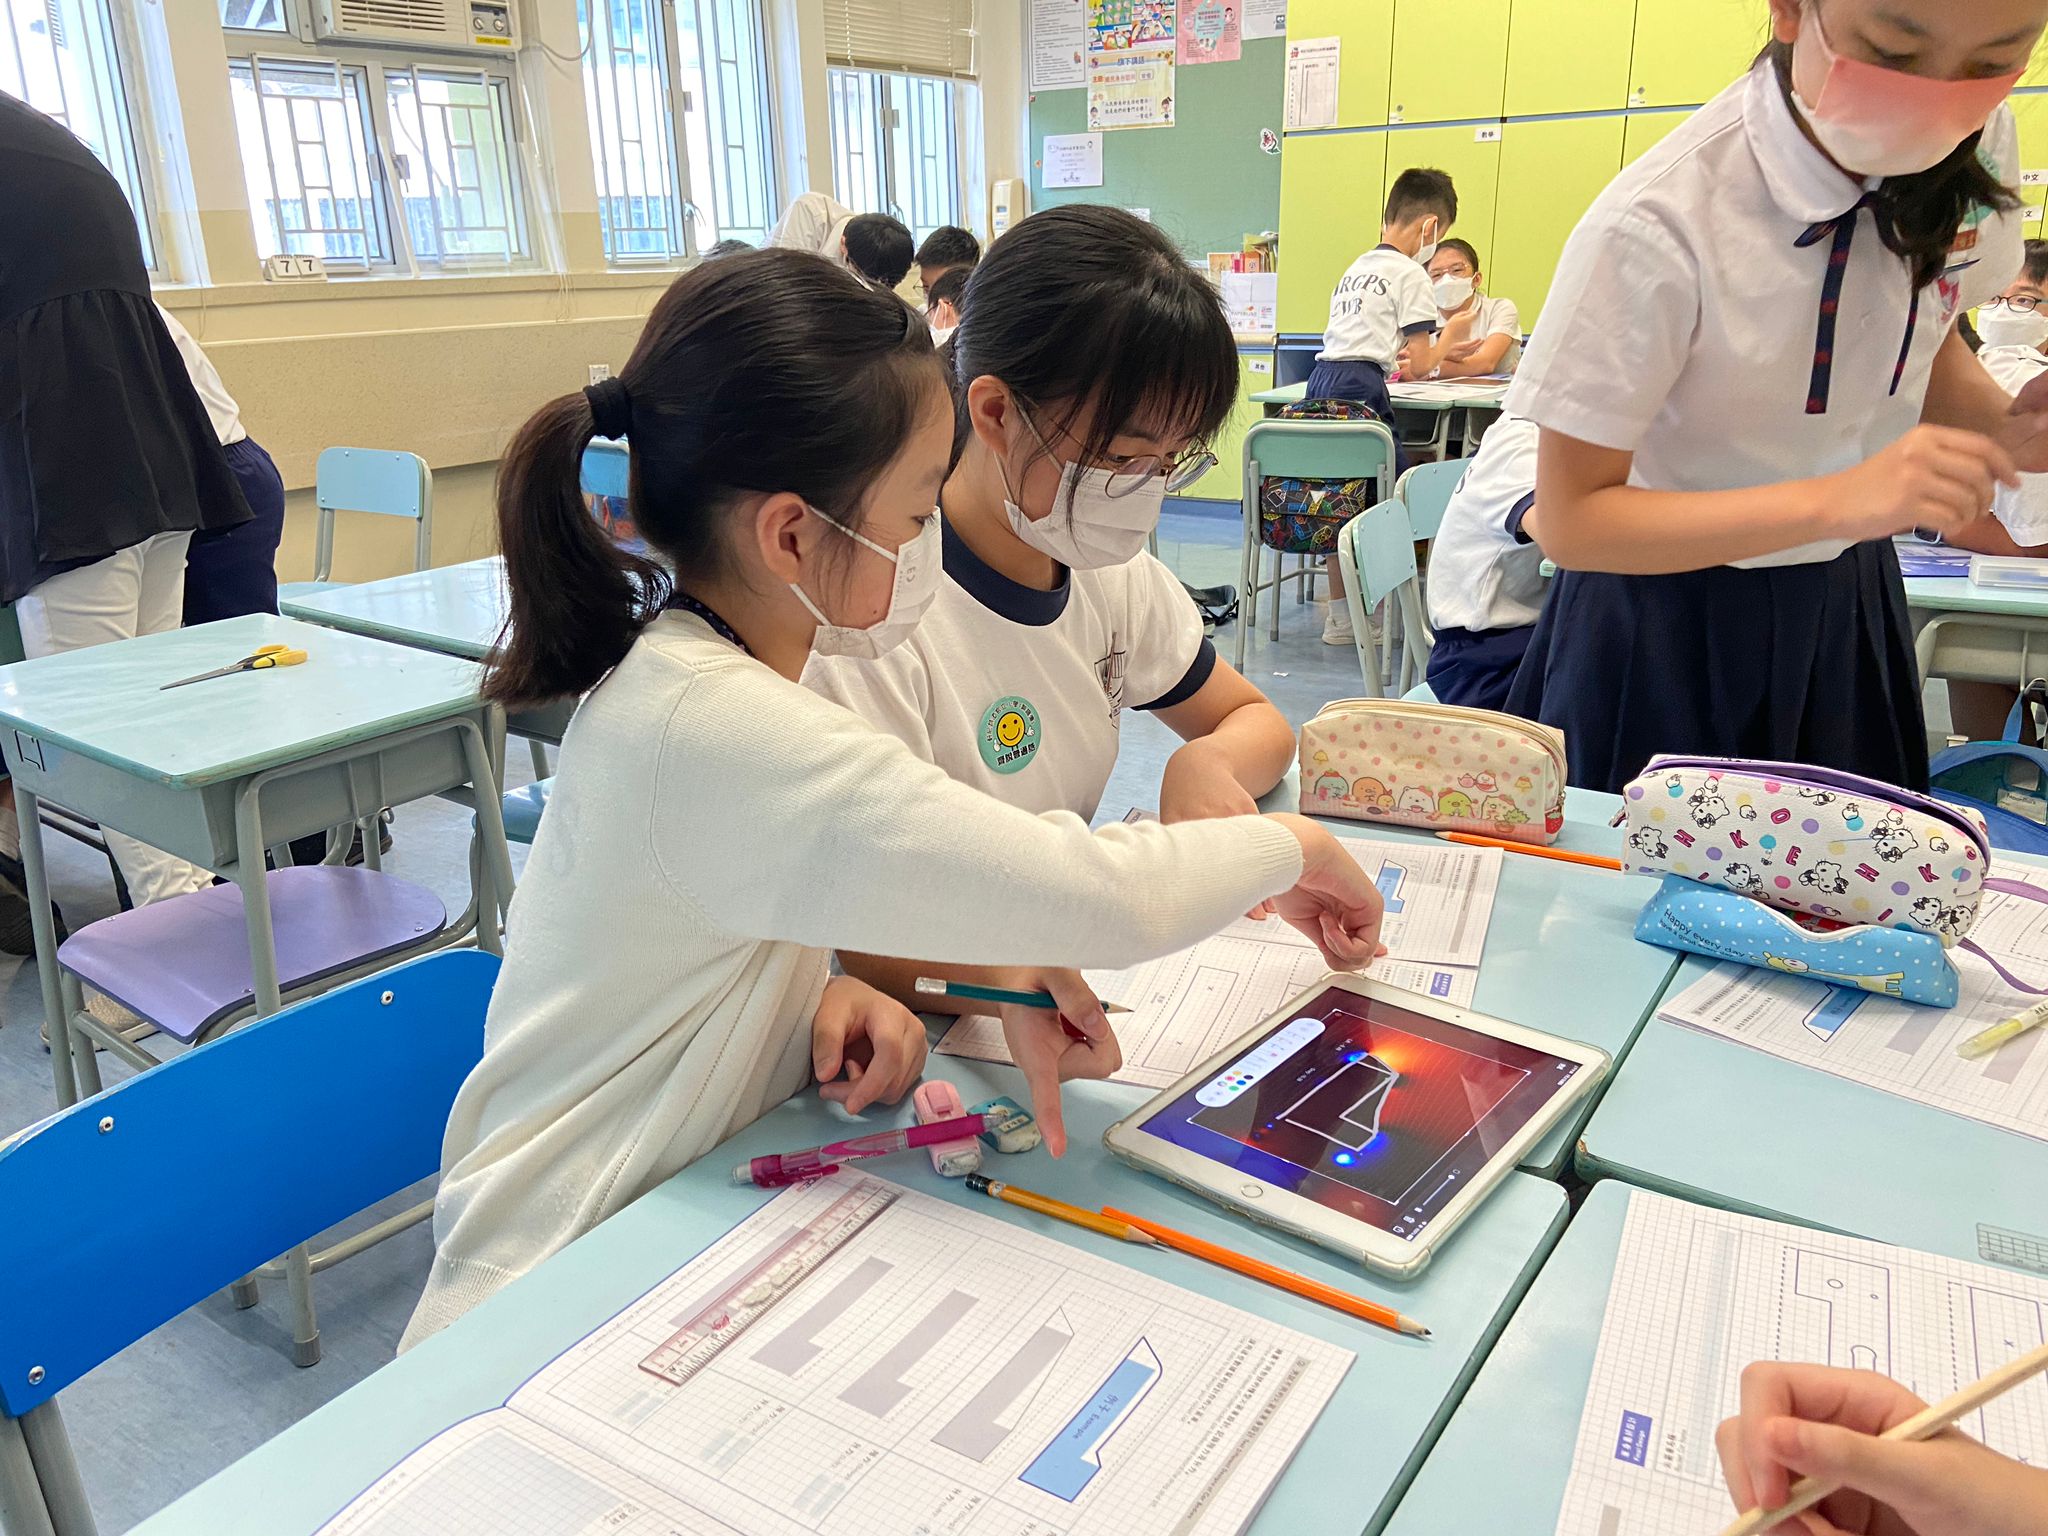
[1318,246,1439,370]
[1429,293,1523,373]
[1427,412,1545,633]
[803,518,1214,819]
[1980,342,2048,395]
[1508,61,2022,569]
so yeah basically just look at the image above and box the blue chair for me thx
[277,448,434,605]
[0,950,498,1536]
[1402,680,1439,703]
[1395,458,1469,543]
[580,439,629,500]
[1335,498,1429,698]
[501,778,552,845]
[1236,416,1398,669]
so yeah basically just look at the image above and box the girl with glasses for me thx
[806,206,1303,1048]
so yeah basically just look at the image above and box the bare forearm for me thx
[1184,701,1295,798]
[837,951,1008,1015]
[1539,478,1837,574]
[1923,329,2020,436]
[1436,335,1513,378]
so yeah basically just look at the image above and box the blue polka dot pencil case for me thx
[1634,876,1962,1008]
[1616,757,1991,946]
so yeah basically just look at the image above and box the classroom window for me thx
[578,0,688,261]
[384,66,529,265]
[222,9,536,275]
[676,0,777,249]
[826,67,962,243]
[229,57,395,269]
[2,0,157,266]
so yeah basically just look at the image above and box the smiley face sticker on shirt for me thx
[979,695,1042,775]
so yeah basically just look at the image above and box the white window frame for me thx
[825,65,963,243]
[4,0,160,268]
[220,1,539,276]
[681,0,778,249]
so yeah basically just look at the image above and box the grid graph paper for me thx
[317,1415,735,1535]
[319,1177,1351,1536]
[1552,1191,2048,1536]
[1658,929,2048,1142]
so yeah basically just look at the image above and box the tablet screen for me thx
[1136,986,1587,1242]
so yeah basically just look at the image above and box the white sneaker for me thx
[1322,602,1354,646]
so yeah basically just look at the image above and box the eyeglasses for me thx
[1018,403,1218,498]
[1985,295,2044,313]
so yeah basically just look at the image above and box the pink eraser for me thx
[913,1081,983,1178]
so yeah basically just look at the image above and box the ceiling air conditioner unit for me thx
[311,0,520,54]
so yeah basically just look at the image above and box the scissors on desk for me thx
[160,643,309,690]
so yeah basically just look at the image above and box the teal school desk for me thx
[281,556,574,748]
[1266,774,1683,1176]
[1577,952,2048,1266]
[1904,573,2048,686]
[1376,1182,1648,1535]
[0,615,515,1106]
[124,1058,1568,1536]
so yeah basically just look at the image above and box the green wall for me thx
[1026,38,1285,261]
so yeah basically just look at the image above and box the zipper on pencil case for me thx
[1620,754,1991,862]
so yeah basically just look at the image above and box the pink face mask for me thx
[1790,7,2021,178]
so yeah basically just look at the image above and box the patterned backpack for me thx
[1257,398,1391,556]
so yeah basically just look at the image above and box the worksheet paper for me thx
[1554,1191,2048,1536]
[1030,0,1087,88]
[1657,894,2048,1142]
[938,838,1498,1089]
[316,1177,1352,1536]
[1282,37,1339,130]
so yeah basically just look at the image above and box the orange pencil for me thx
[1101,1206,1429,1338]
[1434,830,1623,872]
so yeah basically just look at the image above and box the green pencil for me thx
[913,977,1131,1015]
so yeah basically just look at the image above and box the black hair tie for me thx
[584,375,632,440]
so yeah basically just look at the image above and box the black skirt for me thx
[1505,539,1927,795]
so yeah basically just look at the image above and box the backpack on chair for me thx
[1257,399,1391,557]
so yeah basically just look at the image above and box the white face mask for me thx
[1001,409,1166,570]
[1432,273,1475,311]
[1978,306,2048,352]
[792,506,941,660]
[1414,219,1440,267]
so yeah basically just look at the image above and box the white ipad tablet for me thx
[1102,973,1607,1279]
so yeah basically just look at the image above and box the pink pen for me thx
[732,1111,996,1188]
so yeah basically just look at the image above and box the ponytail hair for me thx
[486,248,940,708]
[1765,40,2020,291]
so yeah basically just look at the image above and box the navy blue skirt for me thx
[1504,539,1926,795]
[1427,624,1534,712]
[1303,359,1411,474]
[184,436,285,623]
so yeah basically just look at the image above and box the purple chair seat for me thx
[56,867,449,1044]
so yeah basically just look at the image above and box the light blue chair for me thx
[580,439,630,500]
[1402,681,1439,702]
[1395,458,1469,543]
[277,447,434,605]
[0,950,498,1536]
[1381,457,1469,677]
[1336,498,1430,698]
[1236,416,1398,669]
[501,778,551,845]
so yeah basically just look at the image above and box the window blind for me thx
[823,0,976,78]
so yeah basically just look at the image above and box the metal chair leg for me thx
[285,1243,320,1368]
[59,973,101,1101]
[19,1405,93,1536]
[0,1414,56,1536]
[526,739,551,780]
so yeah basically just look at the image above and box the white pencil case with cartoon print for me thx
[1297,698,1566,844]
[1616,757,1990,945]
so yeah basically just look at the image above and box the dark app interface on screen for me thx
[1140,988,1581,1240]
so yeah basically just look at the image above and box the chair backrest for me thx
[1241,417,1398,512]
[580,440,630,501]
[1396,458,1470,542]
[0,949,498,1418]
[313,447,434,581]
[1339,496,1419,613]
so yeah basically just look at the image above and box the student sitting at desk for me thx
[1307,166,1459,646]
[1404,239,1522,380]
[1424,412,1544,710]
[805,205,1299,1023]
[400,249,1386,1348]
[1718,1361,2048,1536]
